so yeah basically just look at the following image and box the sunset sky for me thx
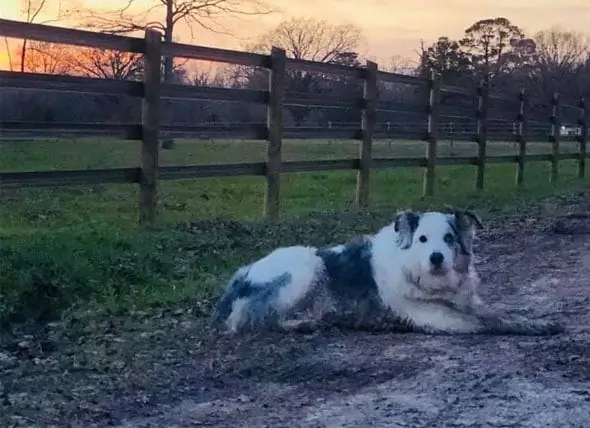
[1,0,589,70]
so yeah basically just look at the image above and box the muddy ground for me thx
[2,198,590,427]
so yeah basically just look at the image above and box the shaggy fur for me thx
[210,208,564,336]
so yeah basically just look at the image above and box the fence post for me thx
[475,80,488,191]
[550,92,561,183]
[423,69,440,198]
[515,89,527,186]
[264,47,286,219]
[578,97,587,179]
[356,60,377,209]
[139,28,162,228]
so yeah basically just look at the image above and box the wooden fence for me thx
[0,18,588,227]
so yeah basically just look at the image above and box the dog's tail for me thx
[209,267,250,329]
[209,271,301,332]
[479,313,564,336]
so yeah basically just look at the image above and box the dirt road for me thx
[3,208,590,427]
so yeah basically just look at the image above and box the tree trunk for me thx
[161,1,175,150]
[20,39,28,72]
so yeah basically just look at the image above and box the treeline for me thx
[1,16,588,133]
[418,18,589,110]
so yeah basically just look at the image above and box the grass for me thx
[0,137,588,326]
[0,137,585,232]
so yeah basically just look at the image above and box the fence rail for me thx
[2,152,585,188]
[0,18,588,227]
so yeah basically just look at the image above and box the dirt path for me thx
[3,210,590,427]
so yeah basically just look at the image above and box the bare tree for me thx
[72,48,144,80]
[71,0,272,83]
[69,0,272,148]
[22,41,74,74]
[19,0,65,72]
[532,27,589,99]
[15,40,142,79]
[192,67,230,87]
[244,17,364,126]
[534,27,588,72]
[388,54,416,75]
[192,69,214,86]
[250,17,362,63]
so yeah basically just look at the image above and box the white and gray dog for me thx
[210,209,563,335]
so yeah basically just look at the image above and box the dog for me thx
[210,209,563,336]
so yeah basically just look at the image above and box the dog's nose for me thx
[429,252,444,267]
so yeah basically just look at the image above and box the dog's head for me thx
[394,209,483,292]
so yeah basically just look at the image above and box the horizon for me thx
[1,0,589,71]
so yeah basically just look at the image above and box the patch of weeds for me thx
[0,211,388,326]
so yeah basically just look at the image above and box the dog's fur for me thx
[210,209,563,336]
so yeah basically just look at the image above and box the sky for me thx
[1,0,589,70]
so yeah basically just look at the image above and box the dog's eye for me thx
[418,235,427,243]
[444,233,455,244]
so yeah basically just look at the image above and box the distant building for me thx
[560,125,582,137]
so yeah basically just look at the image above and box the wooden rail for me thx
[0,18,589,227]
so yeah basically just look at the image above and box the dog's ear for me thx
[443,205,483,231]
[455,209,483,231]
[394,210,421,249]
[449,208,482,255]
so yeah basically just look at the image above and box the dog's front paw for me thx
[280,319,320,333]
[532,319,565,336]
[501,317,565,336]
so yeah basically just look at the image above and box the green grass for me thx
[0,137,588,326]
[0,137,585,233]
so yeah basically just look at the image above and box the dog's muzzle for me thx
[429,266,449,277]
[405,268,456,293]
